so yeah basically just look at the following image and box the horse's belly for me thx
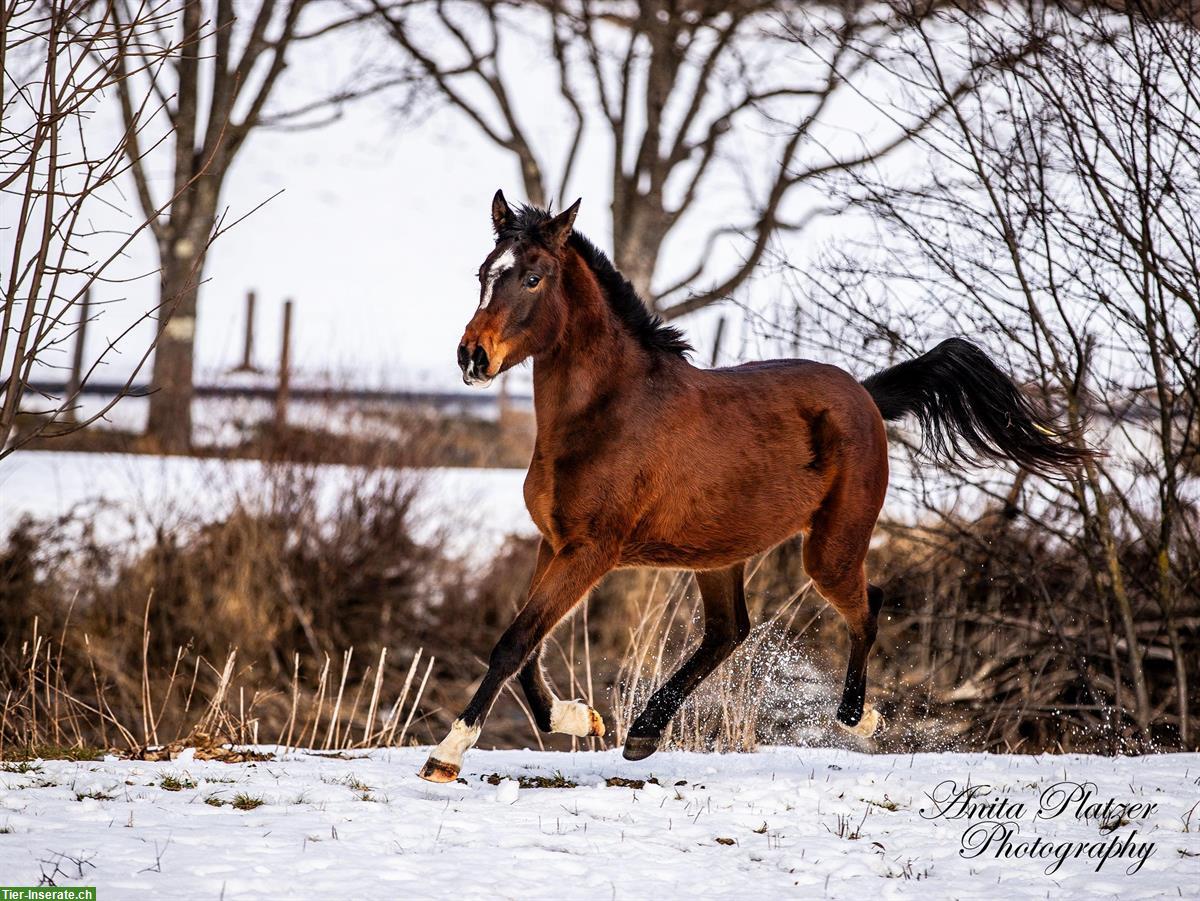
[620,480,819,568]
[527,419,834,563]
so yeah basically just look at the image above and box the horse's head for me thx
[457,190,580,386]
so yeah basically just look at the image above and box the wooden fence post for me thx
[234,290,258,373]
[275,299,293,432]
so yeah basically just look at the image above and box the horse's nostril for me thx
[472,345,489,374]
[457,343,470,370]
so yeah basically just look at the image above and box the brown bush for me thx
[0,459,454,754]
[3,454,1195,758]
[868,512,1200,753]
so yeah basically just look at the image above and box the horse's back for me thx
[607,357,889,567]
[702,358,886,440]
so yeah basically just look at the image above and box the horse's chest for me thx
[523,443,617,547]
[523,458,556,540]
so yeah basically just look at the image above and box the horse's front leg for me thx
[418,542,614,782]
[516,540,606,739]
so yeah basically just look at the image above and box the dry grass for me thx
[231,792,264,811]
[0,609,434,761]
[0,452,449,759]
[609,565,826,753]
[867,512,1200,754]
[2,438,1194,757]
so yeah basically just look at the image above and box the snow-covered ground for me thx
[0,451,536,560]
[0,747,1196,899]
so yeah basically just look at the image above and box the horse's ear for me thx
[491,189,511,235]
[540,198,580,249]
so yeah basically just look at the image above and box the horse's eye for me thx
[524,274,541,289]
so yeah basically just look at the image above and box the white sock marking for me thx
[550,699,598,737]
[430,718,480,767]
[839,703,882,738]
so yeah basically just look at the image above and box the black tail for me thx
[862,338,1091,475]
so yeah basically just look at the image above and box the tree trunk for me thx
[618,245,658,306]
[146,230,206,453]
[612,211,668,309]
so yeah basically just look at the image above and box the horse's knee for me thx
[710,637,739,662]
[488,631,533,678]
[846,611,877,654]
[859,605,879,643]
[808,565,874,635]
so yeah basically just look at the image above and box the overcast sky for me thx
[33,7,921,397]
[65,33,742,394]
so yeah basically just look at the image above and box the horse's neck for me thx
[532,255,645,428]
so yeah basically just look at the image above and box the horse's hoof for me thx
[622,734,660,761]
[836,696,862,726]
[551,699,606,738]
[838,703,882,738]
[417,756,460,783]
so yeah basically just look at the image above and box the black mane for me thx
[497,204,692,358]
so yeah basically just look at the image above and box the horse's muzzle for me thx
[458,341,492,386]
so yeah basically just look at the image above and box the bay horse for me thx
[418,191,1089,783]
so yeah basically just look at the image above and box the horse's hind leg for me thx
[623,562,750,761]
[516,540,605,739]
[804,495,884,736]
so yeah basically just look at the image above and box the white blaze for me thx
[480,247,516,309]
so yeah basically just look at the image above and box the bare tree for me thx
[782,0,1198,748]
[111,0,391,453]
[0,0,211,457]
[369,0,986,319]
